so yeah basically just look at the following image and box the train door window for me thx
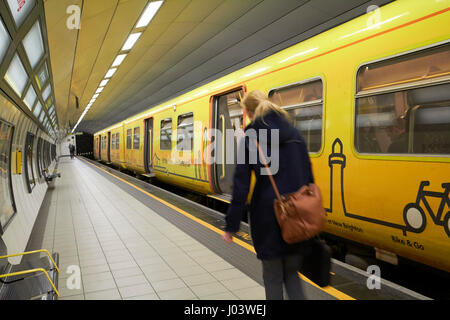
[160,119,172,150]
[126,129,132,149]
[177,113,194,151]
[269,79,323,153]
[24,133,36,193]
[213,89,245,195]
[133,127,140,150]
[0,119,16,232]
[355,43,450,155]
[111,134,116,150]
[116,133,120,150]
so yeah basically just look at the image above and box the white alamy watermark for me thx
[66,5,81,30]
[366,265,381,290]
[66,265,81,290]
[167,122,281,175]
[366,5,381,29]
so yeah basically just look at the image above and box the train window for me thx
[126,129,132,149]
[177,113,193,151]
[24,133,36,193]
[0,119,16,232]
[160,119,172,150]
[111,134,115,150]
[269,79,323,153]
[133,127,140,150]
[116,133,120,150]
[355,44,450,155]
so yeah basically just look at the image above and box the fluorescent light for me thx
[93,93,99,99]
[105,68,117,78]
[90,99,96,104]
[136,1,163,28]
[122,33,142,51]
[100,79,109,87]
[112,54,127,67]
[96,87,104,94]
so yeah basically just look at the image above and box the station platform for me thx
[26,157,430,300]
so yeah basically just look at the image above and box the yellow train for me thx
[94,0,450,273]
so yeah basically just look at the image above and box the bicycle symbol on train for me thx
[326,138,450,238]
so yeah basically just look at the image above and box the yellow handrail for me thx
[0,249,60,274]
[0,268,60,298]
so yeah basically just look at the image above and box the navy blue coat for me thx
[225,110,314,260]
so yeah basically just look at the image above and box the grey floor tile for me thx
[200,292,239,300]
[221,277,261,291]
[85,289,122,300]
[111,267,143,279]
[157,287,197,300]
[125,293,160,300]
[59,294,85,300]
[152,278,187,293]
[232,286,266,300]
[144,269,179,283]
[210,268,248,282]
[190,281,230,298]
[115,274,149,288]
[109,260,138,271]
[81,264,110,276]
[119,283,155,299]
[84,278,117,293]
[181,273,217,287]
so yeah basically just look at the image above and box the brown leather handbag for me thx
[254,140,327,244]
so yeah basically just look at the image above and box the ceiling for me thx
[43,0,394,134]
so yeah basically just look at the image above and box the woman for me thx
[222,90,314,300]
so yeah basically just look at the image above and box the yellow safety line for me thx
[0,268,60,298]
[80,157,355,300]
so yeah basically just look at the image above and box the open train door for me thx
[144,118,154,176]
[212,88,245,195]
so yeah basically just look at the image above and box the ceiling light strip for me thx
[72,1,164,133]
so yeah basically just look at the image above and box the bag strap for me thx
[252,139,283,203]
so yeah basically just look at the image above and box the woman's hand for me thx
[222,232,234,244]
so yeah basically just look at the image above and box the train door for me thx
[98,136,102,159]
[107,132,111,163]
[212,88,245,195]
[144,118,153,173]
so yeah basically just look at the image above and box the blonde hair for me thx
[241,90,289,120]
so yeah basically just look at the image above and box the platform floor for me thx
[37,157,270,300]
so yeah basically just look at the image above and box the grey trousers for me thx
[261,254,305,300]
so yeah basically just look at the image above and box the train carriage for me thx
[94,0,450,273]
